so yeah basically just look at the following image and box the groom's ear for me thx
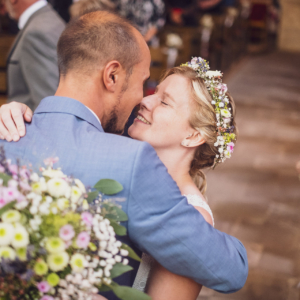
[102,60,124,92]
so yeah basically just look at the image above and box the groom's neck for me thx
[55,73,105,122]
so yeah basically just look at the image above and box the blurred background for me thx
[0,0,300,299]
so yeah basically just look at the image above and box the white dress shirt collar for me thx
[86,107,101,125]
[18,0,48,30]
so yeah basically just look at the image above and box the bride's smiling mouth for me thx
[135,113,151,125]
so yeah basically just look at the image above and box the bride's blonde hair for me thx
[161,66,237,194]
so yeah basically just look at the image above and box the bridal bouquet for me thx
[0,150,149,300]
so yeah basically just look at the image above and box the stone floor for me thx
[198,52,300,300]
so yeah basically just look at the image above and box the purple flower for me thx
[37,281,51,293]
[227,142,235,154]
[59,224,75,241]
[81,212,93,227]
[40,296,54,300]
[218,83,228,95]
[76,232,90,249]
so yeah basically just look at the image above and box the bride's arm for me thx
[146,208,213,300]
[146,261,202,300]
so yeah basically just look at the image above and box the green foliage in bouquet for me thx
[0,149,151,300]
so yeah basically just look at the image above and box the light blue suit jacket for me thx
[2,96,248,298]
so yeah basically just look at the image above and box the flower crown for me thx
[181,57,236,166]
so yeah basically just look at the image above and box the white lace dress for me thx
[132,194,214,292]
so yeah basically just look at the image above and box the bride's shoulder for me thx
[181,183,214,226]
[181,184,207,203]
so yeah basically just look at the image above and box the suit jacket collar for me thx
[35,96,104,133]
[7,4,53,64]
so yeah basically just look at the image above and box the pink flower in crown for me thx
[81,212,93,227]
[3,187,19,202]
[37,281,51,293]
[43,157,59,167]
[76,231,90,249]
[218,83,228,95]
[40,296,54,300]
[59,224,75,241]
[227,142,235,154]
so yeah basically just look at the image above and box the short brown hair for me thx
[57,11,141,76]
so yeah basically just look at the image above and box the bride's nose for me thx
[140,94,159,111]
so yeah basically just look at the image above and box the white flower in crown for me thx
[221,109,231,118]
[224,150,231,158]
[206,70,222,78]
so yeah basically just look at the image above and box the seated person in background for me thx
[4,0,65,113]
[70,0,115,19]
[112,0,165,43]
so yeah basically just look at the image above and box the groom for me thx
[0,11,248,299]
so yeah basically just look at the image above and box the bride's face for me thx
[128,74,193,149]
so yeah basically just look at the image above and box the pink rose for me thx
[37,281,51,293]
[76,232,90,249]
[59,224,75,241]
[81,212,93,227]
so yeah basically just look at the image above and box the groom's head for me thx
[56,11,151,134]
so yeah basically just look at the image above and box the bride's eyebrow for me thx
[163,91,175,103]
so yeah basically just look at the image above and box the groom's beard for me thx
[103,108,124,135]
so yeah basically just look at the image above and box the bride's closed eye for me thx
[161,101,168,106]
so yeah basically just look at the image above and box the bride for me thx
[0,57,236,300]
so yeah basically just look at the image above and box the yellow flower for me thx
[70,253,86,273]
[0,246,16,260]
[45,237,65,254]
[0,223,14,246]
[34,259,48,275]
[47,178,70,198]
[12,224,29,248]
[47,251,69,272]
[16,247,27,261]
[2,210,21,223]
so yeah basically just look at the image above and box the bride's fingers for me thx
[1,109,20,142]
[0,120,11,141]
[24,106,33,123]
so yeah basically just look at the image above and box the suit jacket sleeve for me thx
[19,28,60,109]
[127,142,248,293]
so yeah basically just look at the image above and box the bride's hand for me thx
[0,102,32,142]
